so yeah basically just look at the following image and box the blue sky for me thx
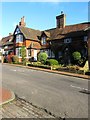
[1,2,88,38]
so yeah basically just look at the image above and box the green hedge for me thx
[38,52,48,64]
[72,51,81,61]
[46,59,59,66]
[27,63,51,69]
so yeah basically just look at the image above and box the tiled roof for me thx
[46,22,90,40]
[19,26,41,41]
[43,31,50,38]
[3,41,13,46]
[1,35,13,45]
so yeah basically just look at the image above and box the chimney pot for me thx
[56,13,66,28]
[19,16,26,27]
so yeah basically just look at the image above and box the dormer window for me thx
[64,38,72,43]
[41,36,46,45]
[84,36,88,42]
[16,34,23,43]
[9,39,12,42]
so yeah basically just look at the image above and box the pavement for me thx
[0,88,15,106]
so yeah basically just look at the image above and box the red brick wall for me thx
[25,40,41,49]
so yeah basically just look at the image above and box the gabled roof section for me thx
[16,25,41,41]
[40,31,50,38]
[46,22,90,40]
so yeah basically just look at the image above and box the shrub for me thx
[3,56,8,63]
[12,55,19,64]
[38,52,48,64]
[22,59,28,66]
[20,46,26,64]
[72,51,81,61]
[28,63,51,69]
[46,59,58,66]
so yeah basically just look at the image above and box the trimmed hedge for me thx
[38,52,48,64]
[46,59,59,66]
[72,51,81,61]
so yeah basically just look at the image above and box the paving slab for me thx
[1,97,54,118]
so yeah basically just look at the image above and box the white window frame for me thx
[84,36,88,42]
[64,38,72,43]
[16,34,23,43]
[41,36,46,45]
[16,47,22,58]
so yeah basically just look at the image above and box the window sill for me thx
[16,42,23,44]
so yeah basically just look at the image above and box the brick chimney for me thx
[56,12,66,28]
[19,16,26,27]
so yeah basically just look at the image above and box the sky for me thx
[1,2,89,38]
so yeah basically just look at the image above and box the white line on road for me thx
[70,85,88,91]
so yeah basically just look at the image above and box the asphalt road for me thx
[2,64,89,118]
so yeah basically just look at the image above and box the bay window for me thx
[16,34,23,43]
[16,47,21,57]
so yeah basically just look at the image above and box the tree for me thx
[38,52,48,64]
[20,46,26,64]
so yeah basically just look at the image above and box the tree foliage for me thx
[20,46,26,63]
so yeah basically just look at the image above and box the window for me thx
[16,34,23,43]
[15,28,21,34]
[64,38,72,43]
[16,48,21,57]
[41,37,46,45]
[58,51,62,58]
[84,36,88,42]
[47,49,55,58]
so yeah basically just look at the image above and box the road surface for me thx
[2,64,89,118]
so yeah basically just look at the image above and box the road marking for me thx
[70,85,88,91]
